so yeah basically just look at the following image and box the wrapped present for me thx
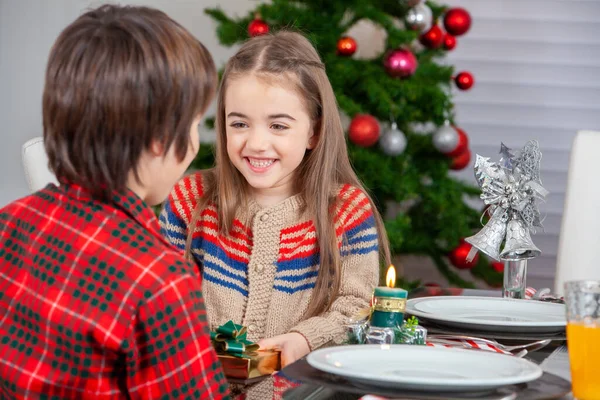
[211,321,281,380]
[396,316,427,345]
[349,314,427,346]
[346,318,369,344]
[366,326,396,344]
[218,349,281,380]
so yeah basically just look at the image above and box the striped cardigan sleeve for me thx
[159,172,204,252]
[289,186,380,350]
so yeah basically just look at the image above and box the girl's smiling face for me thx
[225,73,315,206]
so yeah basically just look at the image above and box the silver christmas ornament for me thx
[501,217,541,260]
[464,210,508,261]
[405,3,432,33]
[380,122,407,156]
[465,141,549,262]
[432,124,459,153]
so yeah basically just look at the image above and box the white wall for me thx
[2,0,599,288]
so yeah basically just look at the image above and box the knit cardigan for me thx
[159,171,380,351]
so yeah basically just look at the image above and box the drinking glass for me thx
[565,280,600,399]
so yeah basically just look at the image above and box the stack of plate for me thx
[406,296,567,336]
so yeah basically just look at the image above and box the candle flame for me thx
[386,265,396,288]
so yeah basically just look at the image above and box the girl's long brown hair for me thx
[185,31,391,318]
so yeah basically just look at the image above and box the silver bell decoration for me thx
[464,141,549,299]
[432,123,459,153]
[405,3,432,33]
[465,140,548,262]
[501,217,541,260]
[463,210,507,261]
[380,122,407,156]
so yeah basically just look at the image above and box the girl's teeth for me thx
[249,159,274,168]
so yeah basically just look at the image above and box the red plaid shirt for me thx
[0,184,229,399]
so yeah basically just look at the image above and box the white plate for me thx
[407,296,566,333]
[307,345,542,392]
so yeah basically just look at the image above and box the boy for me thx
[0,5,229,399]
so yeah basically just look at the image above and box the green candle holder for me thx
[370,287,407,328]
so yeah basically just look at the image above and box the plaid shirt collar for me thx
[57,183,171,248]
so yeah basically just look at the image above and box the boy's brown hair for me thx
[43,5,217,200]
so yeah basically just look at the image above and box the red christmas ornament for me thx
[419,24,444,49]
[248,18,269,37]
[425,284,443,296]
[449,240,479,270]
[447,287,465,296]
[450,149,471,170]
[455,71,474,90]
[491,261,505,273]
[383,48,418,78]
[444,8,472,36]
[337,36,357,56]
[348,114,380,147]
[446,127,469,157]
[443,33,457,50]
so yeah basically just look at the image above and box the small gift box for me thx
[349,313,427,346]
[211,321,281,381]
[396,317,427,345]
[217,350,281,380]
[346,318,369,344]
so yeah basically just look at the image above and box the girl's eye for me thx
[271,123,288,131]
[230,122,248,129]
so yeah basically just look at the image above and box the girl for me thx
[160,31,391,367]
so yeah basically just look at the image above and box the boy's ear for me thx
[149,140,166,157]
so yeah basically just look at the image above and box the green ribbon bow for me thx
[210,321,259,358]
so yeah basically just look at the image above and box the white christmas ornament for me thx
[432,124,459,153]
[380,122,407,156]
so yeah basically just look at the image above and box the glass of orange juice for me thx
[565,280,600,400]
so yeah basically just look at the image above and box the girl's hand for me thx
[257,332,310,367]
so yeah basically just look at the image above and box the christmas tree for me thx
[193,0,503,288]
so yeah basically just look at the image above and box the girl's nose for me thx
[246,129,269,152]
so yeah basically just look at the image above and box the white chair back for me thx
[21,137,58,192]
[555,130,600,294]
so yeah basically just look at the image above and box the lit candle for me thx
[370,265,407,328]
